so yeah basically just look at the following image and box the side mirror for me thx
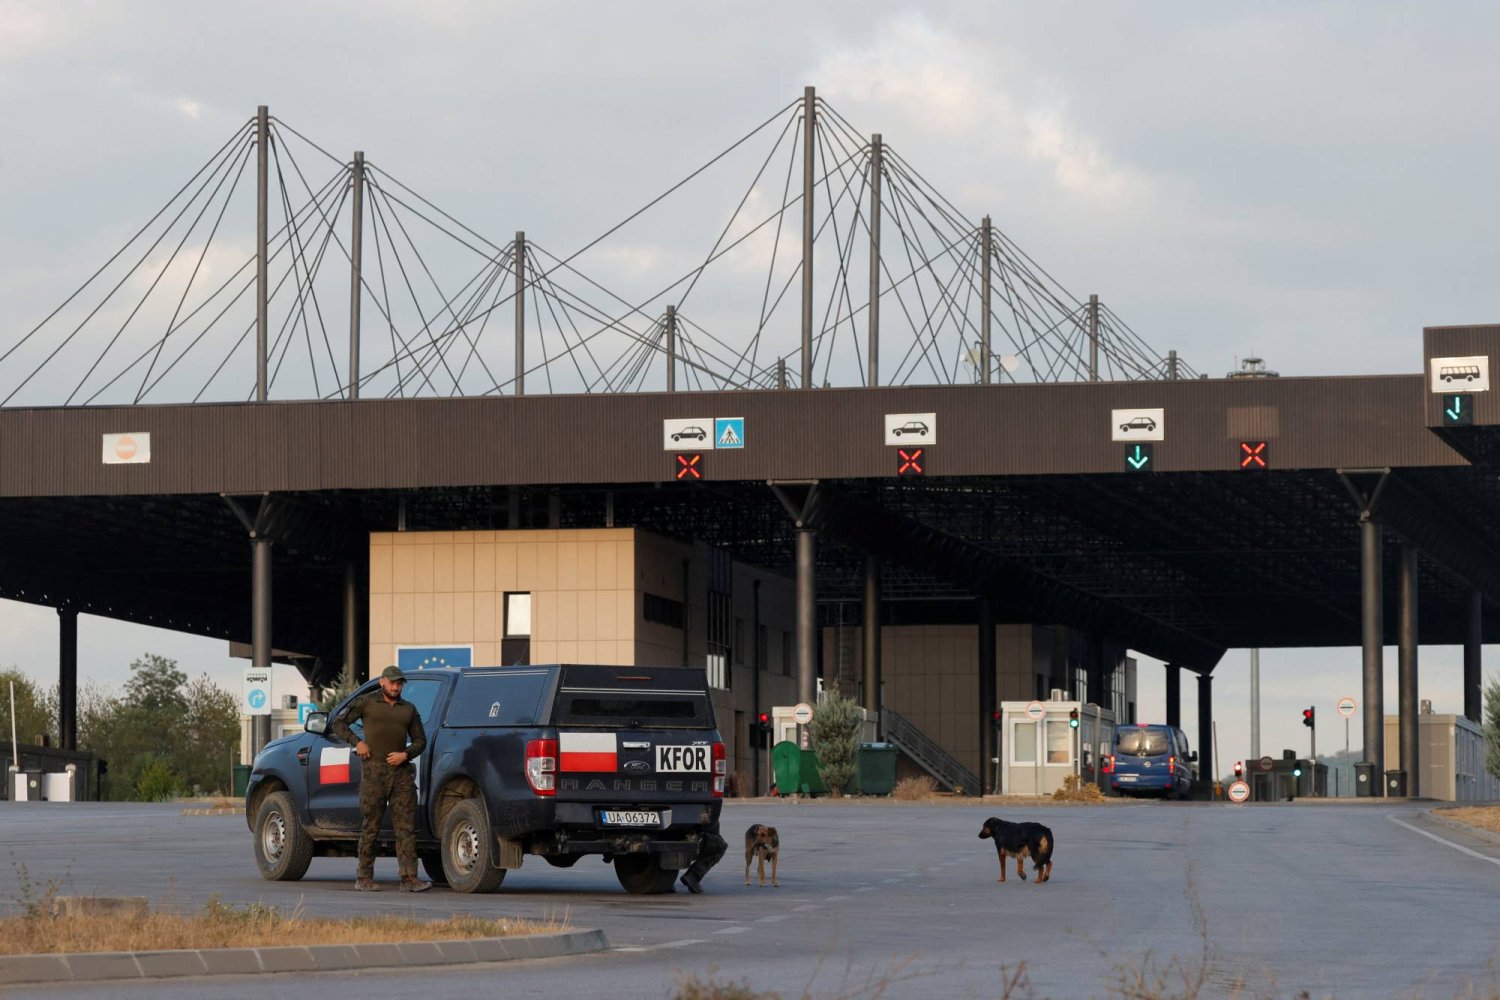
[1188,750,1199,762]
[305,712,329,735]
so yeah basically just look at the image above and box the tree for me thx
[179,674,241,796]
[0,667,57,749]
[1484,677,1500,781]
[808,688,862,797]
[316,663,361,714]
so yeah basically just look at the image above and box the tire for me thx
[614,854,679,895]
[252,790,314,882]
[440,798,506,894]
[420,849,448,885]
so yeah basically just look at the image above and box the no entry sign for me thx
[1337,697,1357,718]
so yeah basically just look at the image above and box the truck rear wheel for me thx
[420,849,449,885]
[440,798,506,894]
[253,790,313,882]
[614,854,679,895]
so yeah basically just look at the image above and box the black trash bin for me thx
[1385,769,1406,797]
[1354,761,1377,797]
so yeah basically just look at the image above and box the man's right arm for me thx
[329,694,367,747]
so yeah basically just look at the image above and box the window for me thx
[446,671,549,727]
[1011,721,1037,764]
[555,692,713,729]
[1116,728,1170,757]
[643,592,685,630]
[781,631,792,676]
[505,592,532,637]
[402,678,442,733]
[1045,719,1071,764]
[734,618,746,664]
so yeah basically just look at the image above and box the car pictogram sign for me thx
[897,448,924,476]
[1239,441,1268,469]
[675,453,703,480]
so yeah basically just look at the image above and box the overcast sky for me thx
[1,2,1496,773]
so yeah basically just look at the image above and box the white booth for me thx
[998,698,1115,796]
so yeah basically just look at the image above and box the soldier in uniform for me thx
[331,664,431,892]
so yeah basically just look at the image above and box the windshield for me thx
[1116,728,1171,757]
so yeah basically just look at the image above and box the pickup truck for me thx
[245,664,725,894]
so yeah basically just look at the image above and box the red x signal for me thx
[675,453,702,480]
[1239,441,1268,469]
[897,448,924,476]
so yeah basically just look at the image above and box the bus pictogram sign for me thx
[675,453,703,480]
[1239,441,1268,469]
[897,448,924,476]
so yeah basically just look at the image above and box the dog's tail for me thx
[1037,833,1052,860]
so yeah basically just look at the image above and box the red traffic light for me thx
[1233,760,1244,777]
[758,712,770,725]
[1302,707,1315,728]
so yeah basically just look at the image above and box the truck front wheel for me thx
[614,854,679,895]
[440,798,506,894]
[252,790,313,882]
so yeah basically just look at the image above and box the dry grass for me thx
[1436,805,1500,837]
[1052,775,1106,803]
[1,872,565,956]
[891,774,939,800]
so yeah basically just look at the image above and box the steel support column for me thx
[665,305,677,392]
[514,231,526,395]
[796,526,816,746]
[1087,294,1099,383]
[867,134,881,387]
[862,555,881,728]
[348,150,363,399]
[1196,671,1213,787]
[977,597,996,787]
[252,535,273,757]
[752,580,763,795]
[1398,544,1419,795]
[255,105,269,402]
[1361,516,1384,792]
[1464,590,1482,723]
[800,85,815,389]
[343,562,360,683]
[1249,648,1261,762]
[1165,663,1181,729]
[58,608,77,750]
[980,217,992,384]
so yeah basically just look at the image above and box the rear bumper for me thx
[542,801,718,862]
[1111,774,1176,791]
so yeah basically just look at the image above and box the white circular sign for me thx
[1025,701,1046,721]
[792,703,813,725]
[1336,697,1357,718]
[1227,780,1251,803]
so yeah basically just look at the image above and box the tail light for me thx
[1102,755,1115,775]
[712,742,727,797]
[1168,755,1176,776]
[526,739,557,796]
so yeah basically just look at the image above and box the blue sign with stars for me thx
[398,646,473,671]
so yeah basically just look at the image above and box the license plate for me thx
[655,745,710,772]
[601,810,660,826]
[1119,775,1138,782]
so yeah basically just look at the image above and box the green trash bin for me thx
[232,763,251,798]
[771,741,801,796]
[797,749,828,796]
[856,743,898,796]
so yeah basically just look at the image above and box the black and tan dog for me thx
[744,824,780,887]
[978,817,1054,884]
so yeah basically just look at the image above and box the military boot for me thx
[399,876,432,893]
[354,876,380,891]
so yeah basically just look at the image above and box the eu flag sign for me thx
[397,646,473,671]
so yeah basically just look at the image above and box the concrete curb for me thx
[1427,809,1500,847]
[0,929,609,986]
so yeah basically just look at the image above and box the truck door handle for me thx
[296,748,310,766]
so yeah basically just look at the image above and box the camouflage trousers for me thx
[686,828,727,880]
[357,759,418,879]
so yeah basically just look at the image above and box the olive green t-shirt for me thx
[331,691,427,761]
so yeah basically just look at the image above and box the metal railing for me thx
[881,707,980,796]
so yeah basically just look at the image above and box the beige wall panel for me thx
[392,545,415,593]
[371,534,393,547]
[474,641,499,666]
[452,542,474,592]
[368,644,393,678]
[557,641,578,663]
[530,590,550,641]
[533,641,557,663]
[432,592,455,642]
[370,545,393,594]
[555,591,578,641]
[497,542,520,591]
[557,541,578,590]
[577,591,598,641]
[452,592,474,642]
[576,542,597,589]
[597,540,616,588]
[391,593,415,643]
[514,543,537,589]
[413,544,435,593]
[535,542,558,590]
[393,533,418,546]
[433,543,454,592]
[413,592,434,643]
[369,593,393,645]
[474,590,497,643]
[474,543,496,591]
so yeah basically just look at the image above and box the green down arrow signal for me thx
[1128,445,1150,470]
[1446,396,1463,420]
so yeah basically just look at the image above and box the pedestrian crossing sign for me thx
[714,417,744,449]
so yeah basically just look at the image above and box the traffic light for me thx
[1302,707,1315,729]
[1233,760,1244,779]
[992,709,1002,729]
[1292,765,1303,778]
[755,712,771,749]
[1068,708,1079,729]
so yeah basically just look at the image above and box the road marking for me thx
[880,877,901,884]
[715,926,752,935]
[854,886,877,893]
[756,914,791,923]
[658,938,707,950]
[792,903,821,912]
[1389,816,1500,867]
[825,894,850,902]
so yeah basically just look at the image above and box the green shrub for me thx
[808,689,861,796]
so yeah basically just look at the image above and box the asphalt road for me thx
[2,799,1498,999]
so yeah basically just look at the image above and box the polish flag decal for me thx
[559,732,618,772]
[319,746,352,785]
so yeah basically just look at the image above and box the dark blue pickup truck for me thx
[245,664,725,894]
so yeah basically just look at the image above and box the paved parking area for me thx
[2,799,1498,998]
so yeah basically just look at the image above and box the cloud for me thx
[0,2,50,60]
[174,97,202,120]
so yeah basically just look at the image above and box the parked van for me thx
[1104,723,1196,799]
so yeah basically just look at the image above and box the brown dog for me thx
[978,817,1054,884]
[744,824,780,887]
